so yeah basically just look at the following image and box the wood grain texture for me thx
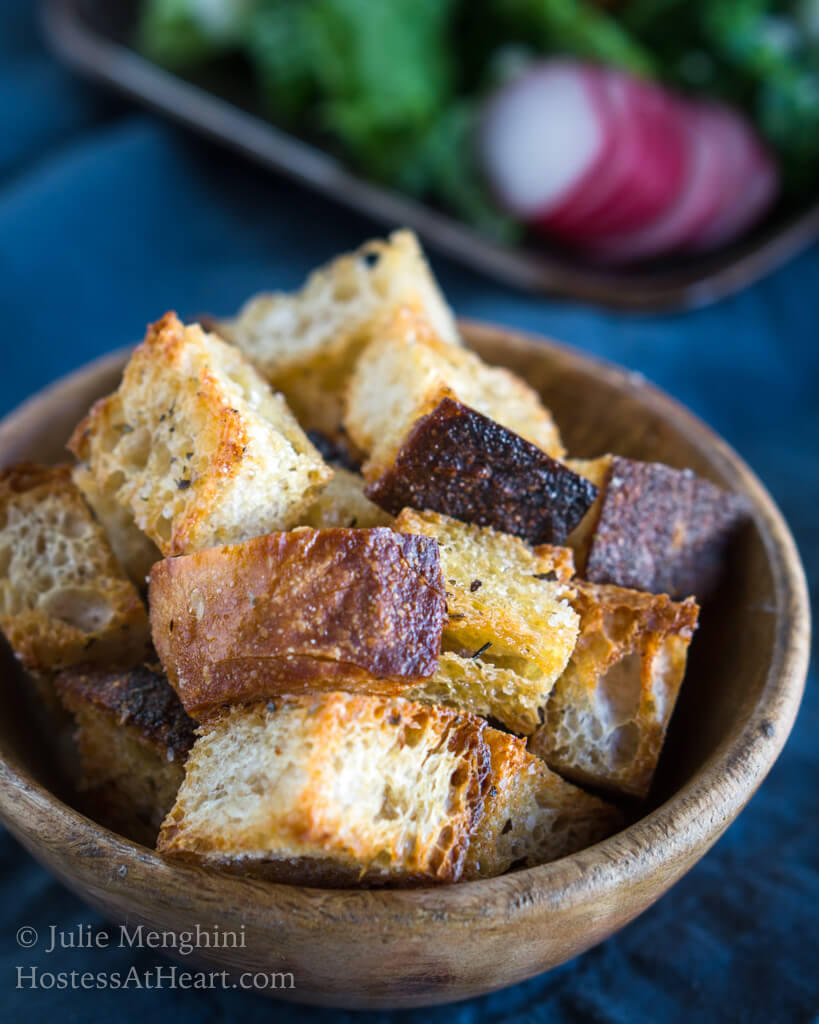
[0,325,810,1009]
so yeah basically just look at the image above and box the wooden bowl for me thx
[0,322,809,1009]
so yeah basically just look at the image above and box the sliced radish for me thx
[479,61,614,220]
[534,66,635,234]
[572,72,689,238]
[479,58,779,260]
[539,70,690,242]
[587,103,729,263]
[688,113,779,251]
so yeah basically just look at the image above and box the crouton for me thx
[149,527,446,717]
[157,693,491,886]
[344,305,565,480]
[68,312,332,557]
[56,662,195,843]
[367,397,596,543]
[71,463,161,588]
[567,455,748,600]
[464,729,622,879]
[406,651,550,735]
[299,467,392,529]
[218,230,460,435]
[0,463,150,673]
[563,456,612,570]
[530,581,699,798]
[393,509,579,686]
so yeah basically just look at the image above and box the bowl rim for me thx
[0,320,810,929]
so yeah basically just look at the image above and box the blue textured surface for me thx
[0,3,816,1021]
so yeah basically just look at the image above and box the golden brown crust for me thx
[0,462,150,673]
[344,304,565,481]
[407,651,553,735]
[463,730,622,879]
[68,312,331,557]
[149,528,447,717]
[533,543,577,581]
[217,230,461,437]
[530,580,699,798]
[394,509,579,684]
[0,462,68,495]
[365,398,597,545]
[158,694,491,885]
[573,580,699,638]
[564,455,612,571]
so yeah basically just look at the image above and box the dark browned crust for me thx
[306,430,361,472]
[55,662,196,761]
[158,852,465,889]
[533,579,700,798]
[583,457,749,599]
[365,398,598,545]
[149,528,447,717]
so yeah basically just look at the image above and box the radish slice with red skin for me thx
[535,66,636,234]
[688,115,779,251]
[479,58,778,258]
[576,74,690,237]
[691,155,777,251]
[586,104,729,263]
[541,70,690,241]
[479,60,615,220]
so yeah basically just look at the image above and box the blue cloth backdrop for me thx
[0,3,816,1021]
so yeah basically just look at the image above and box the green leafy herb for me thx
[136,0,819,231]
[138,0,254,69]
[493,0,656,76]
[243,0,319,121]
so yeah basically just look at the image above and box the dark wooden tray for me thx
[43,0,819,311]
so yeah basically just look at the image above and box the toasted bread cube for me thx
[218,230,460,435]
[149,527,446,717]
[368,397,596,543]
[68,312,332,557]
[394,509,579,686]
[567,455,748,600]
[0,464,151,673]
[563,455,612,570]
[407,652,550,735]
[344,305,565,479]
[464,730,622,879]
[157,693,491,886]
[299,467,392,529]
[71,463,161,588]
[530,581,699,798]
[55,662,196,843]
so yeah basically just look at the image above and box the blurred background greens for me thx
[137,0,819,244]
